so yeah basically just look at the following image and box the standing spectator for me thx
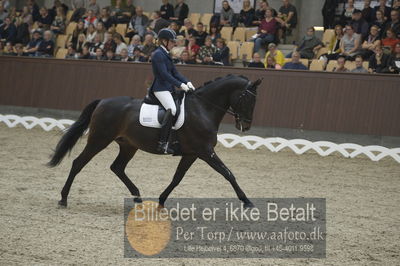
[213,38,230,66]
[37,7,53,30]
[282,51,308,70]
[28,0,40,22]
[98,8,114,30]
[21,6,33,27]
[171,0,189,25]
[333,55,349,72]
[176,50,196,64]
[384,10,400,38]
[264,42,285,67]
[362,0,374,24]
[289,27,323,59]
[149,11,170,34]
[0,17,17,44]
[15,17,30,45]
[193,22,208,46]
[84,10,98,28]
[239,0,255,27]
[86,23,97,43]
[373,0,391,21]
[50,7,66,35]
[127,34,143,57]
[351,55,369,73]
[71,20,85,48]
[341,0,355,26]
[87,0,100,16]
[209,24,221,45]
[372,10,388,37]
[360,25,381,59]
[382,28,400,53]
[126,6,149,39]
[369,45,391,73]
[119,48,132,61]
[253,8,278,53]
[114,33,127,55]
[389,43,400,73]
[160,0,174,21]
[103,31,116,52]
[265,55,282,69]
[220,0,235,27]
[105,49,117,60]
[187,35,200,60]
[122,0,136,21]
[141,33,156,61]
[322,0,338,29]
[24,30,42,56]
[70,0,86,22]
[340,24,361,60]
[93,47,104,60]
[350,9,369,41]
[197,36,216,64]
[180,18,196,40]
[36,30,54,57]
[110,0,127,24]
[278,0,297,31]
[248,52,265,68]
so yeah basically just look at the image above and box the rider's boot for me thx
[157,109,175,154]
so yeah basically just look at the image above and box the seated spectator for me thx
[13,43,28,56]
[89,34,104,55]
[149,11,170,34]
[341,0,355,26]
[141,33,156,61]
[360,25,381,59]
[105,49,117,60]
[3,42,14,55]
[86,23,97,43]
[79,45,92,59]
[220,0,235,27]
[87,0,100,16]
[340,24,361,60]
[382,28,400,53]
[169,21,180,35]
[351,55,368,73]
[247,52,265,68]
[25,30,42,56]
[0,4,8,24]
[131,46,147,62]
[36,30,55,57]
[170,0,189,25]
[15,17,30,45]
[21,6,33,27]
[333,55,349,72]
[350,9,369,41]
[288,27,323,59]
[126,6,149,39]
[71,20,86,47]
[37,7,53,30]
[282,51,307,70]
[239,0,255,27]
[372,10,387,37]
[362,0,374,23]
[119,48,132,61]
[384,10,400,38]
[65,45,77,59]
[265,55,282,69]
[98,8,115,30]
[393,0,400,12]
[180,18,196,39]
[369,45,391,73]
[50,7,66,35]
[264,43,285,67]
[127,34,143,57]
[321,25,344,62]
[84,10,98,28]
[70,0,86,22]
[389,43,400,73]
[0,17,17,44]
[253,8,278,52]
[213,38,230,66]
[49,0,68,19]
[93,47,104,60]
[160,0,174,20]
[278,0,297,33]
[176,49,196,64]
[193,22,208,46]
[103,31,116,52]
[197,36,216,64]
[187,36,200,60]
[373,0,391,21]
[170,35,186,60]
[209,24,221,45]
[74,33,87,53]
[114,33,127,55]
[95,21,106,40]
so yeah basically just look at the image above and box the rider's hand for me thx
[187,82,196,91]
[180,83,190,92]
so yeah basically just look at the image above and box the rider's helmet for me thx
[158,28,177,42]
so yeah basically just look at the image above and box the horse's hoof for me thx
[244,201,255,209]
[58,200,67,208]
[133,197,142,203]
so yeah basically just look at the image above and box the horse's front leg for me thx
[159,155,197,207]
[200,150,254,208]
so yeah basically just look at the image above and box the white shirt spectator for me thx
[115,42,128,55]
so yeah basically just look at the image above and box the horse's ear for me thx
[253,78,263,87]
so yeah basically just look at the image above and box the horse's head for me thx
[230,78,263,132]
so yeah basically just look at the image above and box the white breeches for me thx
[154,91,177,116]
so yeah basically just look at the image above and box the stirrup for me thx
[157,141,174,154]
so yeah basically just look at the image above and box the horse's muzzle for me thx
[236,120,251,132]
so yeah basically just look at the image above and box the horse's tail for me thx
[47,99,101,167]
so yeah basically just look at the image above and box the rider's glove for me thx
[180,83,190,92]
[187,82,196,91]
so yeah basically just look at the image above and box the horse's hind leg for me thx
[59,137,112,207]
[110,142,142,203]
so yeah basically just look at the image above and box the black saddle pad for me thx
[143,90,184,124]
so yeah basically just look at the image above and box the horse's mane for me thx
[195,74,249,92]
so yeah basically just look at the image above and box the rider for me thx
[150,28,196,154]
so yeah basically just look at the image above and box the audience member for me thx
[253,8,278,52]
[209,24,221,44]
[3,41,14,55]
[36,30,54,57]
[93,47,104,60]
[351,55,368,73]
[13,43,28,56]
[70,0,86,22]
[333,55,349,72]
[171,0,189,25]
[282,51,307,70]
[110,0,124,23]
[180,18,196,39]
[79,45,92,59]
[25,30,42,56]
[114,33,127,55]
[103,31,116,52]
[341,0,355,26]
[71,20,85,48]
[65,44,76,59]
[89,34,104,55]
[131,46,146,62]
[264,43,285,67]
[126,6,149,39]
[127,34,143,57]
[248,52,265,68]
[384,10,400,38]
[87,0,100,16]
[382,28,400,53]
[149,11,170,34]
[160,0,174,21]
[21,6,33,27]
[360,25,381,59]
[388,43,400,73]
[0,4,8,24]
[213,38,230,65]
[37,7,53,30]
[187,35,200,60]
[254,0,277,26]
[373,0,391,20]
[220,0,235,26]
[169,21,180,35]
[239,0,255,27]
[50,7,66,35]
[119,48,132,61]
[372,10,387,37]
[0,17,16,44]
[265,55,282,69]
[176,49,196,64]
[141,33,156,61]
[197,36,216,64]
[98,8,114,30]
[369,45,391,73]
[84,10,98,28]
[340,24,361,60]
[123,0,136,19]
[170,35,186,59]
[95,21,106,40]
[322,25,344,62]
[322,0,337,29]
[393,0,400,12]
[362,0,374,24]
[350,9,369,41]
[15,17,30,45]
[74,33,87,53]
[278,0,297,32]
[193,22,208,46]
[105,49,117,60]
[289,27,323,59]
[85,23,97,43]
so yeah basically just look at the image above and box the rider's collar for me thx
[160,45,169,54]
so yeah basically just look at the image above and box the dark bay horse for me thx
[48,75,262,208]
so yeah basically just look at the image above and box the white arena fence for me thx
[1,114,399,163]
